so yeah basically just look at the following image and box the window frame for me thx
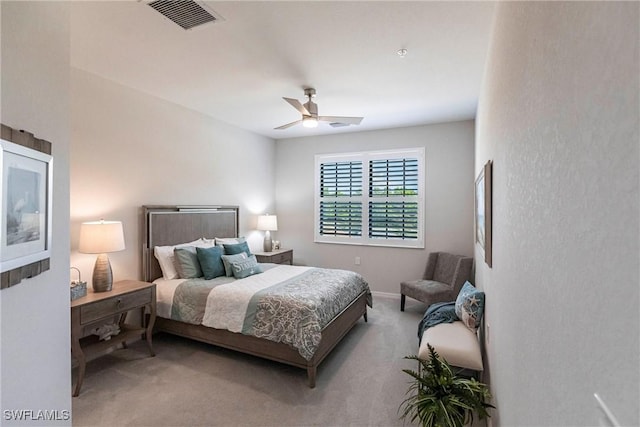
[314,147,425,248]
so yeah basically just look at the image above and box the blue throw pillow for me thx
[196,246,225,280]
[230,255,262,279]
[455,281,485,330]
[215,237,246,247]
[223,241,252,257]
[221,253,248,277]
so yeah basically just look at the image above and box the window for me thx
[315,148,424,248]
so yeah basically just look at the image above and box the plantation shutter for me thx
[319,161,363,236]
[368,158,419,240]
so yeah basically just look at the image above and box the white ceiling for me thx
[70,1,496,140]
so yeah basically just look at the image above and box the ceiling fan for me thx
[274,88,364,130]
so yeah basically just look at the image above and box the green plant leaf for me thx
[399,350,493,427]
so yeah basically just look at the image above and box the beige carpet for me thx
[72,295,427,427]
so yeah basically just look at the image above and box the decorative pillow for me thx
[215,237,246,247]
[223,241,252,257]
[174,247,203,279]
[229,255,262,279]
[196,246,225,280]
[455,281,485,330]
[221,253,248,277]
[154,238,204,279]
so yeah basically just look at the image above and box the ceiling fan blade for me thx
[283,98,311,116]
[318,116,363,125]
[274,120,302,130]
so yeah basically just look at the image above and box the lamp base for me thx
[263,230,273,252]
[92,253,113,292]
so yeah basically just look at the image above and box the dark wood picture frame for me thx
[475,160,492,267]
[0,125,52,289]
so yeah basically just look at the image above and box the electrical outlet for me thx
[354,256,361,265]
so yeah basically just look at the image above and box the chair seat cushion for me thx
[401,280,452,300]
[418,321,483,371]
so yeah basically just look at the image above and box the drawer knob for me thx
[116,298,123,309]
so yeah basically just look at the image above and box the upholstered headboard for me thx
[142,205,239,282]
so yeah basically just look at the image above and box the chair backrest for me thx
[425,252,473,291]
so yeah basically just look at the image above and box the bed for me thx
[142,205,371,387]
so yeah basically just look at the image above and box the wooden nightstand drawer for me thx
[80,288,152,324]
[269,253,288,264]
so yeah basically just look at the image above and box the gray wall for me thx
[275,121,475,294]
[70,69,276,283]
[476,2,639,425]
[0,2,72,424]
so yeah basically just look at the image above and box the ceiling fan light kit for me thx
[275,88,363,130]
[303,117,319,128]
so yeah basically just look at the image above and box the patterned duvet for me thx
[155,265,371,360]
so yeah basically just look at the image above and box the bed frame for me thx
[142,205,368,387]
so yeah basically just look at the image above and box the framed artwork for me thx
[475,160,492,267]
[0,138,52,273]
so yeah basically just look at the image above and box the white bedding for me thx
[154,277,189,319]
[202,265,312,332]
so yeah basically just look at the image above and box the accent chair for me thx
[400,252,473,311]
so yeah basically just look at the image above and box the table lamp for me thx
[79,220,125,292]
[257,214,278,252]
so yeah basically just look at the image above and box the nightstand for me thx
[70,280,156,396]
[254,248,293,265]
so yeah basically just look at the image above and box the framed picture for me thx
[475,160,492,267]
[0,138,52,273]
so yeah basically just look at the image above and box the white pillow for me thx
[154,238,215,279]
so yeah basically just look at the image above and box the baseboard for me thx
[371,291,401,300]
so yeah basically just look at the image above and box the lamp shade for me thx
[257,215,278,231]
[78,220,125,254]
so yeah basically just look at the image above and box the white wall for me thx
[275,121,475,294]
[0,2,71,425]
[70,69,276,283]
[476,2,639,425]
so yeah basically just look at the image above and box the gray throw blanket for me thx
[418,301,458,343]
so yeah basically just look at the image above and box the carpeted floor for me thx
[72,295,428,427]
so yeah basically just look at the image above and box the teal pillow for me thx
[455,281,485,330]
[223,241,252,256]
[196,246,225,280]
[230,255,262,279]
[173,247,202,279]
[215,237,246,247]
[221,253,248,277]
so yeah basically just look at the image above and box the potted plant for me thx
[399,344,494,427]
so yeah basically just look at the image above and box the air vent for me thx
[147,0,224,30]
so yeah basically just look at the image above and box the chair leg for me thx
[401,294,406,311]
